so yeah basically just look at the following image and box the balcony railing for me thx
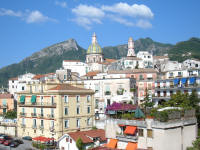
[116,134,138,142]
[18,102,56,108]
[21,124,26,128]
[20,112,26,117]
[32,125,37,129]
[49,126,54,132]
[31,113,37,117]
[39,125,44,130]
[47,114,54,119]
[38,114,44,118]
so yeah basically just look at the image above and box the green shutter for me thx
[20,95,25,103]
[31,95,36,103]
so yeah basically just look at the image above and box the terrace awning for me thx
[124,126,137,135]
[20,95,25,103]
[126,142,137,150]
[189,77,196,84]
[31,95,36,103]
[107,139,118,149]
[181,78,187,84]
[173,78,179,85]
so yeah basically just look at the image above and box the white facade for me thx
[83,73,136,119]
[8,73,35,99]
[62,61,87,76]
[105,117,197,150]
[183,58,200,69]
[137,51,153,68]
[161,61,183,72]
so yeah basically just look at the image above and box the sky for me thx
[0,0,200,68]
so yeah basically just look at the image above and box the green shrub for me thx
[122,113,133,120]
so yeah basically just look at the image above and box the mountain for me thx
[0,37,199,87]
[168,37,200,62]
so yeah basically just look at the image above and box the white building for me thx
[83,72,136,120]
[137,51,153,68]
[183,58,200,69]
[104,112,197,150]
[8,73,35,99]
[62,60,87,76]
[58,129,106,150]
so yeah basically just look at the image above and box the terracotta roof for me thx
[105,59,117,63]
[0,94,13,99]
[85,71,101,77]
[108,70,133,74]
[63,60,81,62]
[68,129,106,144]
[48,84,92,92]
[126,56,142,60]
[9,77,18,81]
[153,56,168,59]
[32,74,45,80]
[90,147,121,150]
[132,68,157,73]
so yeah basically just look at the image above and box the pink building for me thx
[0,94,15,114]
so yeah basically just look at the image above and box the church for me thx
[61,33,152,77]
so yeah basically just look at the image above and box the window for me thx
[65,107,68,115]
[41,108,43,116]
[77,107,80,114]
[64,120,69,128]
[12,80,14,83]
[33,108,36,115]
[138,129,144,137]
[87,118,91,126]
[22,86,25,90]
[87,106,90,114]
[87,95,91,102]
[147,129,153,138]
[169,72,173,77]
[12,85,14,88]
[178,72,182,76]
[95,99,99,109]
[40,96,43,105]
[139,75,143,80]
[51,108,54,117]
[41,120,44,127]
[51,96,54,104]
[51,120,54,128]
[76,119,80,128]
[64,95,68,103]
[33,119,36,127]
[22,118,25,125]
[22,108,25,114]
[64,75,66,80]
[76,95,80,103]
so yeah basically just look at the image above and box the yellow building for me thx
[17,80,95,140]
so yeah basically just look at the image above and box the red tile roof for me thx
[48,84,93,92]
[68,129,106,144]
[0,94,13,99]
[85,71,101,77]
[126,56,142,60]
[105,59,117,63]
[32,73,55,80]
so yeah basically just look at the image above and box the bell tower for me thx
[127,37,136,57]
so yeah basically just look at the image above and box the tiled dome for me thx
[87,43,102,54]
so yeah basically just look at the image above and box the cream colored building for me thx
[17,79,95,140]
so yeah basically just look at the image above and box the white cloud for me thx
[25,10,56,23]
[0,8,57,24]
[72,4,104,29]
[0,8,22,17]
[102,3,154,18]
[72,4,104,18]
[55,1,67,8]
[136,19,152,28]
[107,14,134,27]
[71,3,153,29]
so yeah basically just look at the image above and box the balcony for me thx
[39,125,44,130]
[49,126,54,132]
[31,113,37,117]
[18,102,56,108]
[21,124,26,128]
[0,105,7,109]
[38,114,44,118]
[20,112,26,117]
[116,134,138,142]
[47,114,54,119]
[32,125,37,129]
